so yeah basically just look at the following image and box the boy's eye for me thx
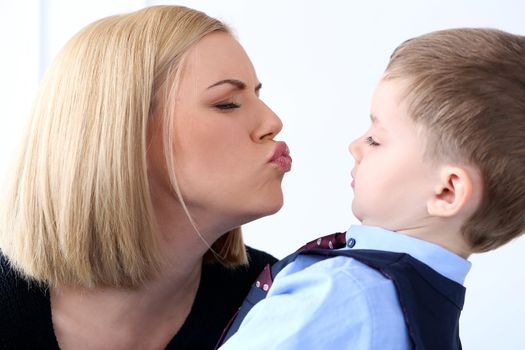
[214,102,241,110]
[365,136,380,147]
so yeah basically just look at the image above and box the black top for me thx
[0,246,276,350]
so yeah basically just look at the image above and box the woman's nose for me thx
[255,102,283,141]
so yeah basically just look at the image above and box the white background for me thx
[1,1,524,349]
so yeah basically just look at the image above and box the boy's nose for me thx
[348,137,362,162]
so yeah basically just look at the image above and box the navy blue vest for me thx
[218,247,465,349]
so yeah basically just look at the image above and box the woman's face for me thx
[150,32,290,233]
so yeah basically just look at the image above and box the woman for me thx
[0,5,291,349]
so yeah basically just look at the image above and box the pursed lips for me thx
[269,141,292,172]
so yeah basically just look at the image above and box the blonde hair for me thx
[0,5,247,288]
[385,28,525,252]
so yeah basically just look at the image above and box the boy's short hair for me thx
[384,28,525,252]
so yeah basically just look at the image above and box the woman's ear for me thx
[426,166,481,218]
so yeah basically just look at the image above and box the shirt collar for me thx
[344,224,471,285]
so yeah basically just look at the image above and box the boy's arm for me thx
[219,255,410,349]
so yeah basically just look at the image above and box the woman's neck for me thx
[50,214,212,350]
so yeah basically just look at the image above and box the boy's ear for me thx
[427,166,480,218]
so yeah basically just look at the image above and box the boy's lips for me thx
[269,141,292,172]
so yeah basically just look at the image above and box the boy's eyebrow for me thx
[370,114,387,132]
[207,79,262,93]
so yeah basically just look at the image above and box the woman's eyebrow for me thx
[207,79,262,92]
[207,79,246,90]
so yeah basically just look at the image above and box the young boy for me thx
[218,28,525,349]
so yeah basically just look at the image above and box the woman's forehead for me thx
[179,32,258,92]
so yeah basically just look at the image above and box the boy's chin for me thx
[350,205,364,223]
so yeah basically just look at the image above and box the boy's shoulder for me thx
[275,246,465,348]
[283,247,466,306]
[279,248,401,289]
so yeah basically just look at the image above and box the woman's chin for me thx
[261,194,285,216]
[240,198,284,224]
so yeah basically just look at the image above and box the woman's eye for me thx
[214,102,241,110]
[365,136,380,146]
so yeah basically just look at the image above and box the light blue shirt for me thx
[220,225,471,350]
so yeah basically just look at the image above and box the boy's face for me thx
[349,78,439,232]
